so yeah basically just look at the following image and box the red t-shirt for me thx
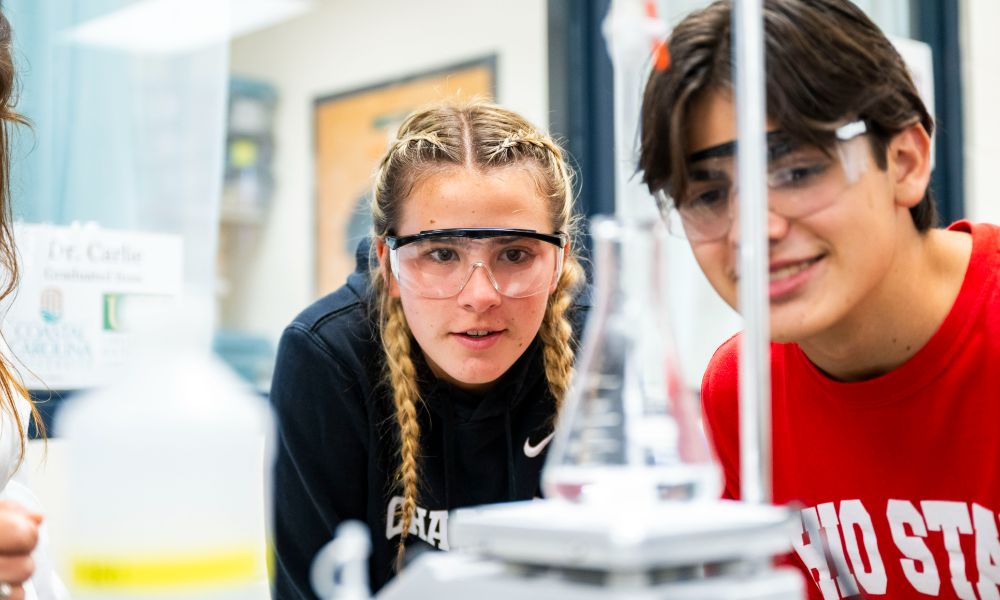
[701,221,1000,599]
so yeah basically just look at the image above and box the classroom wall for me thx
[962,0,1000,225]
[225,0,1000,384]
[227,0,549,341]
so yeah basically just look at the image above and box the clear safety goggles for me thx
[385,228,568,299]
[654,120,870,243]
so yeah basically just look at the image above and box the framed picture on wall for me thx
[313,55,497,295]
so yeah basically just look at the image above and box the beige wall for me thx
[962,0,1000,224]
[227,0,548,342]
[225,0,1000,373]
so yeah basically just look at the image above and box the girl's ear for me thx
[889,122,932,210]
[375,238,401,298]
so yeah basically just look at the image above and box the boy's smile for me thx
[766,252,827,301]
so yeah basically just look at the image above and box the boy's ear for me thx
[888,122,932,209]
[374,238,401,298]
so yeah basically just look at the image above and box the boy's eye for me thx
[770,163,828,188]
[684,187,729,211]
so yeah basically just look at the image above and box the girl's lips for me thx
[768,255,825,300]
[451,330,504,350]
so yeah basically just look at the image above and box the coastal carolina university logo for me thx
[40,288,63,323]
[794,498,1000,599]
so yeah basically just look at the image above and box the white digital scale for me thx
[378,499,805,600]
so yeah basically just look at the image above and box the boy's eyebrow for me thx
[687,140,736,163]
[766,135,802,161]
[686,131,803,164]
[688,166,729,181]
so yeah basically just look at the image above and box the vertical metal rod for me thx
[605,0,663,222]
[733,0,772,505]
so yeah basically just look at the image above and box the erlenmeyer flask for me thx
[543,215,720,503]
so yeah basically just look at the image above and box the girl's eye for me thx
[500,248,530,263]
[427,248,458,262]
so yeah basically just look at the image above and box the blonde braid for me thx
[487,130,559,164]
[378,293,423,570]
[369,117,459,570]
[486,128,582,415]
[386,133,447,162]
[538,255,585,414]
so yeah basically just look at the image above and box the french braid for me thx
[496,131,584,412]
[370,100,583,566]
[538,256,585,413]
[377,291,423,569]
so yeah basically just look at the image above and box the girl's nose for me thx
[456,263,502,311]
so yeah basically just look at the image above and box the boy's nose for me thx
[725,194,791,246]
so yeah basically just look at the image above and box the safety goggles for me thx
[384,228,568,299]
[654,120,870,243]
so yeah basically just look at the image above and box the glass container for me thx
[543,215,720,504]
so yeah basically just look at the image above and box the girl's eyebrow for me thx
[417,237,464,247]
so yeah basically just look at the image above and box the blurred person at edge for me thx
[0,4,71,600]
[269,99,588,597]
[639,1,1000,599]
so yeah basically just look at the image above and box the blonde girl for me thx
[270,99,586,597]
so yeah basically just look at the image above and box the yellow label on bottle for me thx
[71,546,262,591]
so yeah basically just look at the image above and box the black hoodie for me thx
[270,242,589,598]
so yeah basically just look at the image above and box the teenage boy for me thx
[638,1,1000,599]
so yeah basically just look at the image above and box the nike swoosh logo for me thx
[523,432,555,458]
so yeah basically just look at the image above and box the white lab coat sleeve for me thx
[0,394,71,600]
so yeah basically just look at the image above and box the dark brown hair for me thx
[639,0,937,230]
[0,6,45,460]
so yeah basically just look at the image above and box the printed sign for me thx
[2,224,183,390]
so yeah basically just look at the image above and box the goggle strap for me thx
[553,245,565,285]
[388,228,566,249]
[835,134,869,184]
[388,247,401,282]
[835,120,867,141]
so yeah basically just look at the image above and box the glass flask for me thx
[543,215,720,504]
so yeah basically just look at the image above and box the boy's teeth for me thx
[466,330,489,337]
[769,258,817,282]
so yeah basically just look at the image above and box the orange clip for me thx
[645,0,671,71]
